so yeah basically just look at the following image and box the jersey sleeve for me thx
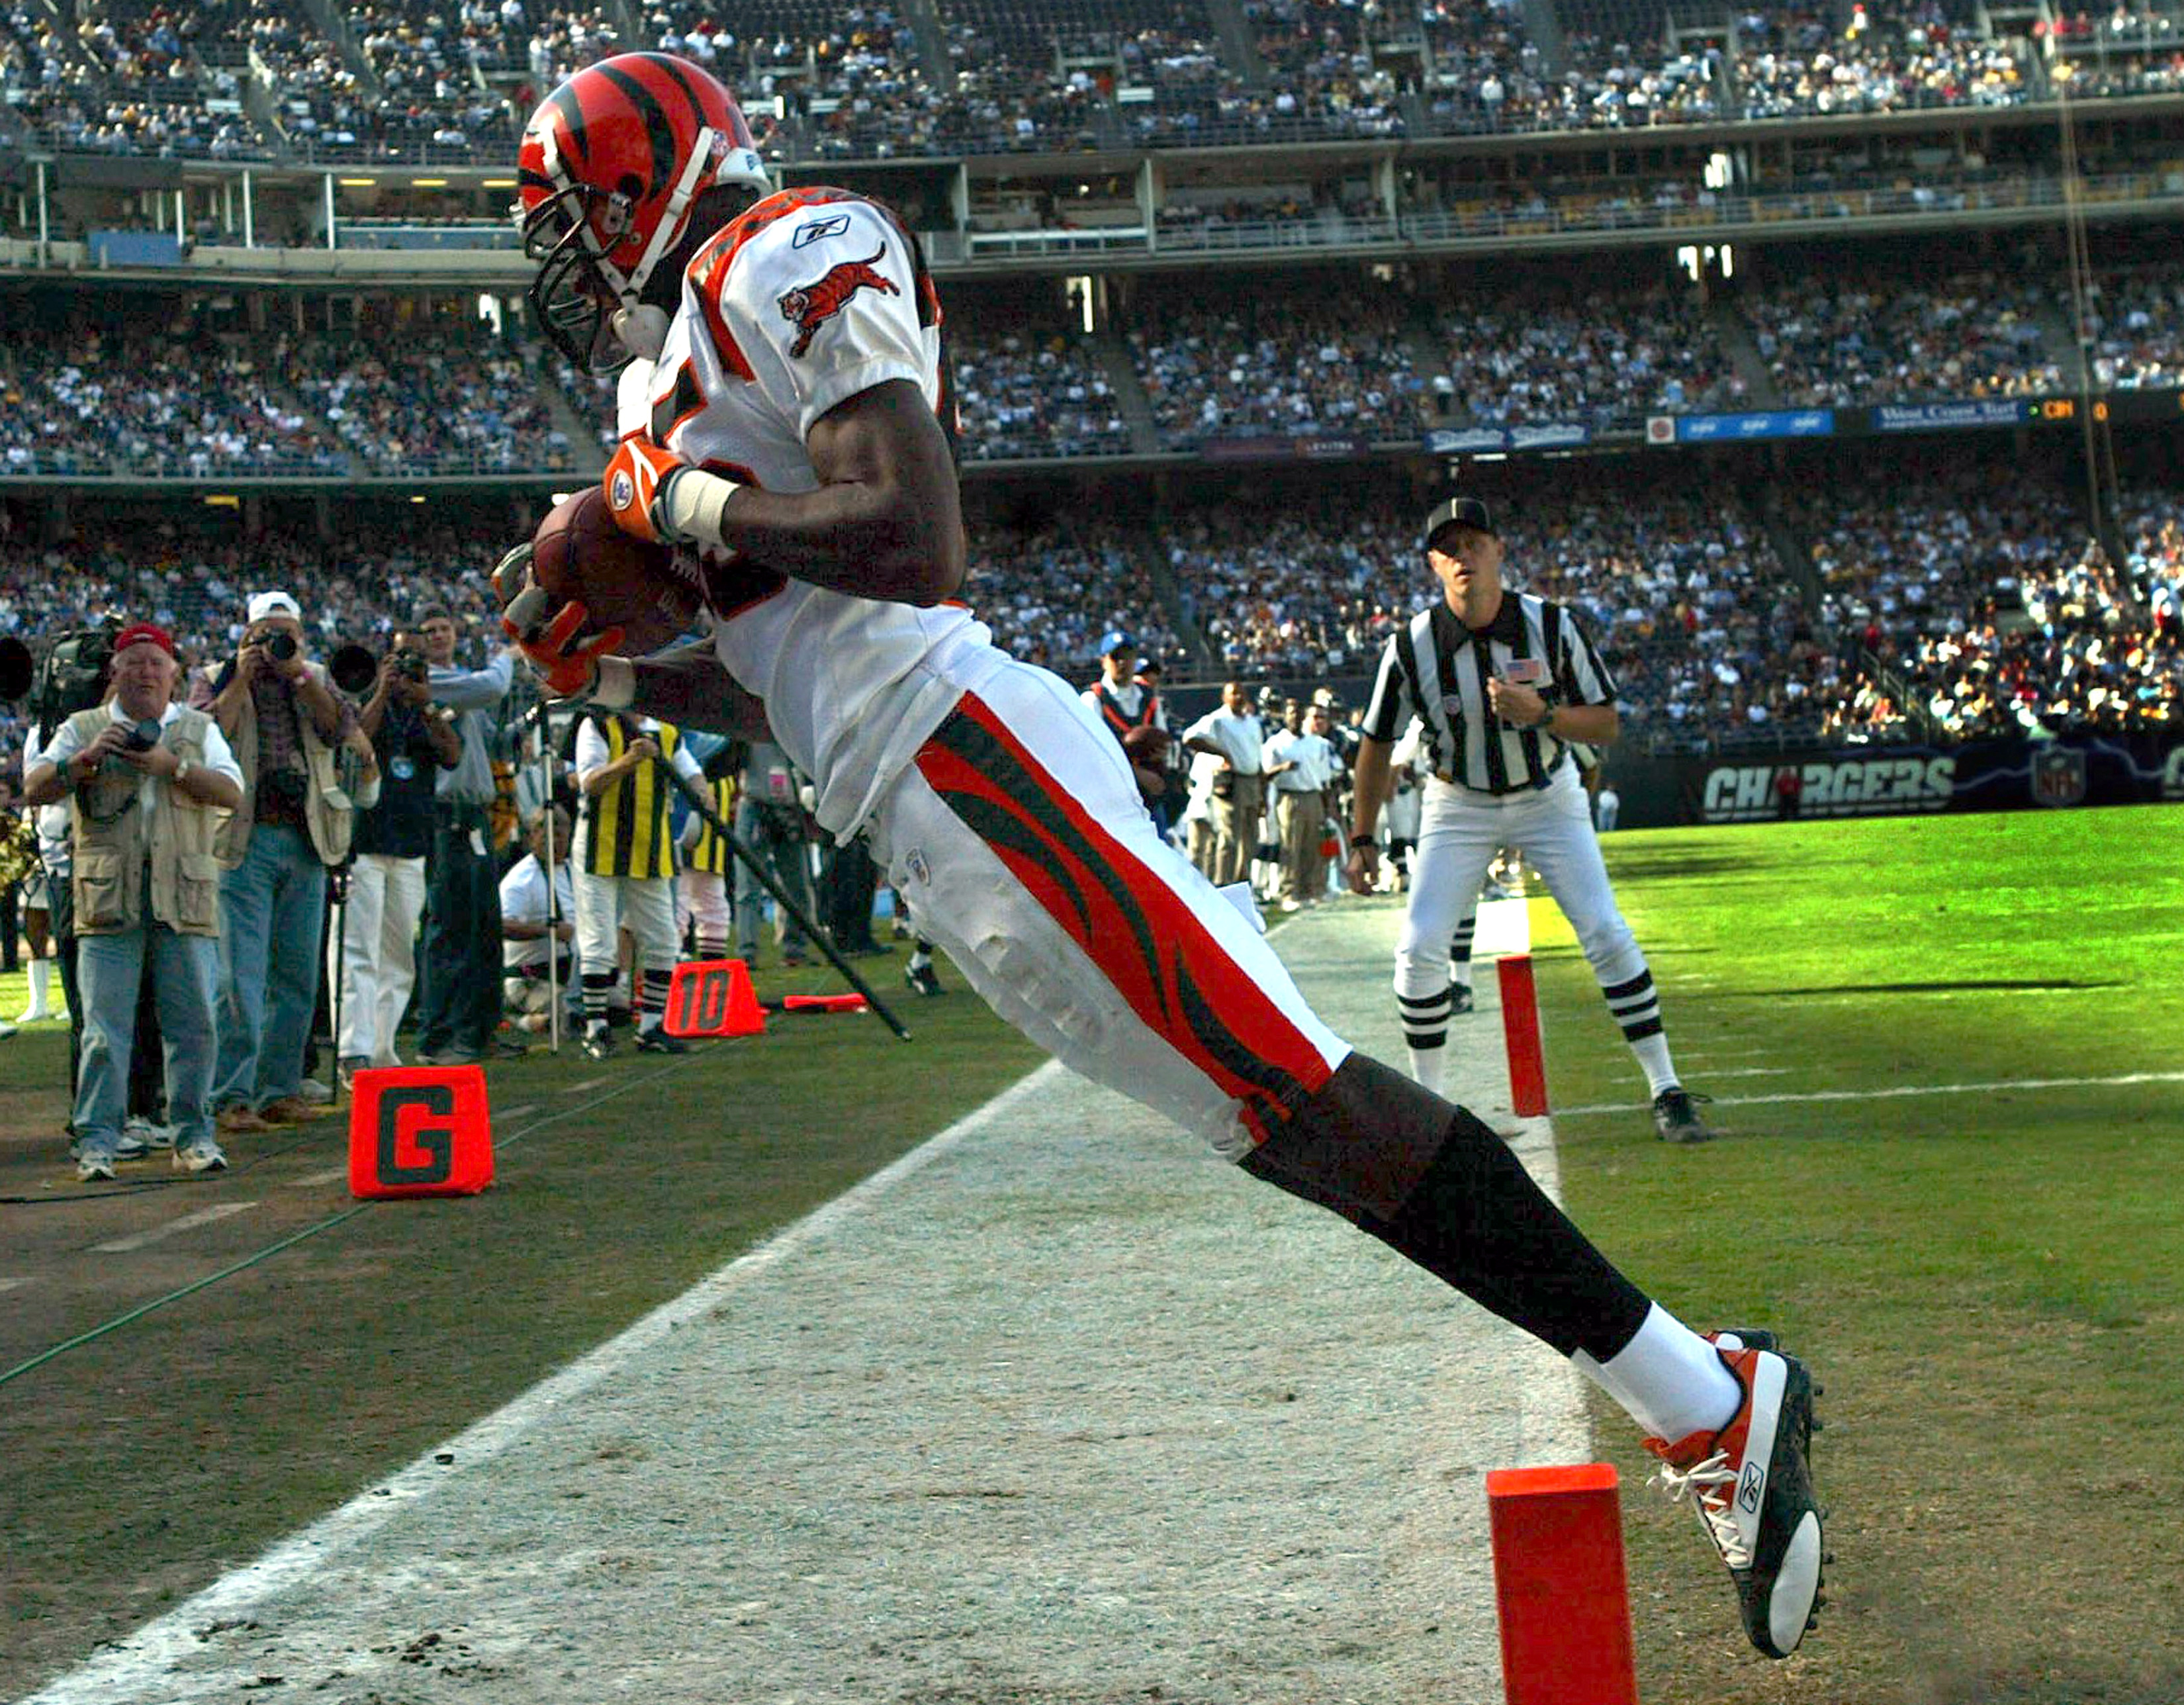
[1553,606,1618,706]
[710,199,933,441]
[573,718,610,783]
[1360,634,1414,743]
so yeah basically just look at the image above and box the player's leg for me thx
[627,876,683,1051]
[1447,890,1480,1013]
[571,867,621,1056]
[880,666,1821,1657]
[1394,780,1499,1093]
[1518,768,1709,1138]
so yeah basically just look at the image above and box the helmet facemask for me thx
[521,178,637,371]
[520,122,730,373]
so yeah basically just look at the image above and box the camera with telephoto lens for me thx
[124,719,163,752]
[391,647,429,683]
[265,631,298,663]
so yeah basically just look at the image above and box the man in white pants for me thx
[332,643,458,1085]
[1347,496,1713,1143]
[572,710,705,1058]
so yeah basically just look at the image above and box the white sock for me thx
[1572,1303,1743,1442]
[1406,1044,1445,1095]
[1631,1033,1679,1097]
[19,958,51,1019]
[907,948,932,972]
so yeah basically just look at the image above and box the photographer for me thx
[412,606,516,1066]
[332,635,459,1087]
[733,739,817,970]
[23,623,242,1181]
[203,590,359,1133]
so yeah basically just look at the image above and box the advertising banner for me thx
[1604,734,2184,829]
[1672,408,1835,443]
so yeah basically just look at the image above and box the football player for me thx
[498,52,1827,1659]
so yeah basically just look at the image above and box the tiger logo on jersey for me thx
[778,248,899,357]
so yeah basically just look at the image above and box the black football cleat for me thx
[1653,1086,1716,1143]
[1646,1344,1827,1659]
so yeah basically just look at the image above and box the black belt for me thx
[1432,756,1564,798]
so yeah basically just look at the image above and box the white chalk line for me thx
[285,1167,350,1189]
[89,1203,257,1254]
[19,1059,1069,1705]
[0,1277,34,1293]
[1552,1069,2184,1117]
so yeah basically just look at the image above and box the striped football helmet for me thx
[516,52,769,369]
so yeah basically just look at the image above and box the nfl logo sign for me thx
[2032,745,2087,808]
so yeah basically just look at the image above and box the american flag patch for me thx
[1501,659,1547,685]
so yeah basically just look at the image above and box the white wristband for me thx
[657,467,743,549]
[593,654,637,710]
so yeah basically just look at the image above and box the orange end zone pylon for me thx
[1486,1462,1639,1705]
[1496,952,1549,1117]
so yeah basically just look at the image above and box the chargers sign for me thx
[1701,755,1956,822]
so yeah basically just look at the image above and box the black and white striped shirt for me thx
[1361,592,1616,794]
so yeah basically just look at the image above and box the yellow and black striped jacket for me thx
[683,774,736,877]
[582,715,682,880]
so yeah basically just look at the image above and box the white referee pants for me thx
[676,868,733,957]
[572,868,680,985]
[868,658,1350,1162]
[1396,763,1647,1003]
[328,852,426,1067]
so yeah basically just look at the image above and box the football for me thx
[528,488,703,657]
[1122,724,1170,765]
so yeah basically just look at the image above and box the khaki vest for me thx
[66,706,226,938]
[212,662,356,868]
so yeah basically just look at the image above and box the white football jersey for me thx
[617,187,1005,839]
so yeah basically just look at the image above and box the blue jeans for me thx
[74,923,220,1158]
[213,822,328,1110]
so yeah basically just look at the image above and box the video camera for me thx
[0,624,121,727]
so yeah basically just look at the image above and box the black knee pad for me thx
[1240,1051,1468,1222]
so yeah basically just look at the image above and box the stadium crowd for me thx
[1,0,2149,162]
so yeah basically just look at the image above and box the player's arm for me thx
[610,381,961,605]
[619,641,773,741]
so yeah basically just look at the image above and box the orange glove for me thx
[602,432,688,546]
[502,594,625,702]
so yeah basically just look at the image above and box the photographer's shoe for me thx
[1645,1344,1827,1659]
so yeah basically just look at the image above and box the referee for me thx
[1346,496,1713,1142]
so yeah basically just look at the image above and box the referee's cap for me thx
[1424,496,1496,552]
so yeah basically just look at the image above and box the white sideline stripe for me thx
[20,1061,1071,1705]
[1675,1046,1779,1060]
[565,1076,608,1092]
[1552,1069,2184,1117]
[0,1277,34,1293]
[285,1167,350,1189]
[496,1103,539,1121]
[1698,1066,1794,1079]
[91,1203,257,1254]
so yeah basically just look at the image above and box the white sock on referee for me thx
[1405,1044,1445,1095]
[1631,1033,1679,1097]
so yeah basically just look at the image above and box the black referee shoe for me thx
[634,1026,690,1054]
[904,962,945,997]
[1653,1086,1717,1143]
[1448,984,1476,1015]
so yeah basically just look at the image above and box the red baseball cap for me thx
[112,622,176,657]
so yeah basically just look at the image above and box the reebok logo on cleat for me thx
[1739,1463,1766,1514]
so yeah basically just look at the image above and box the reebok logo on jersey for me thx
[792,212,852,249]
[778,248,899,357]
[1738,1461,1766,1514]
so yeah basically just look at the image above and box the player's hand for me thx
[1345,838,1380,892]
[502,593,624,703]
[626,735,661,763]
[602,433,691,546]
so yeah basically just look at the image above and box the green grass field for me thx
[1535,807,2184,1704]
[3,807,2180,1702]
